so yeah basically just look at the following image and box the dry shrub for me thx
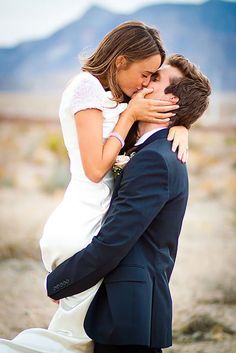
[201,282,236,305]
[44,132,67,160]
[174,314,235,343]
[0,233,41,261]
[41,161,69,194]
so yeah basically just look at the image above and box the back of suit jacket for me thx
[47,129,189,349]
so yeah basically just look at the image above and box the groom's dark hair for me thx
[165,54,211,129]
[123,54,211,152]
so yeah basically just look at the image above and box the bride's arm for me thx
[75,108,133,183]
[76,90,182,183]
[168,126,189,163]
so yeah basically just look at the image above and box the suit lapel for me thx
[111,128,169,202]
[111,171,123,202]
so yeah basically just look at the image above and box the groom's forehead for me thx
[158,64,183,80]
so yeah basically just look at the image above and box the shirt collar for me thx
[135,127,167,146]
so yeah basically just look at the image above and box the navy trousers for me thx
[94,343,162,353]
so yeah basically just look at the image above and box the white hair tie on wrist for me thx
[109,132,125,148]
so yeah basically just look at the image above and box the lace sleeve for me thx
[71,72,105,115]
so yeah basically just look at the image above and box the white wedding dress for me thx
[0,72,127,353]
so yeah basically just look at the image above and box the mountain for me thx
[0,0,235,92]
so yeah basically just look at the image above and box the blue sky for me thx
[0,0,207,47]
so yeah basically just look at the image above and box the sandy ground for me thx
[0,121,235,353]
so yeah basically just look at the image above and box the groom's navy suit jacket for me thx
[47,128,188,348]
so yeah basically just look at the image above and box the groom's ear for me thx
[169,95,179,104]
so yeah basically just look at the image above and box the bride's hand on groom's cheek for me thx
[128,88,178,124]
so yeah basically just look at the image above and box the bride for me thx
[0,21,188,353]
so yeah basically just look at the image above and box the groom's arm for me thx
[47,149,169,300]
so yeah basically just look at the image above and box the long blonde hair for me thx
[82,21,166,103]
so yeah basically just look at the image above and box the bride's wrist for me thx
[120,108,136,125]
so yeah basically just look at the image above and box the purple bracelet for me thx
[109,132,125,148]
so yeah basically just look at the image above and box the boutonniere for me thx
[112,152,136,178]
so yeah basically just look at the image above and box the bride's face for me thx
[115,54,162,97]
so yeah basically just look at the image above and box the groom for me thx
[47,54,211,353]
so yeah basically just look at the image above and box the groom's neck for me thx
[138,122,166,137]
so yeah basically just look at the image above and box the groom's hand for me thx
[51,299,60,304]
